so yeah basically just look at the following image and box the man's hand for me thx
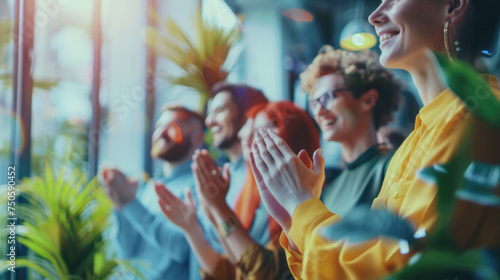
[98,167,138,210]
[155,182,199,232]
[191,149,231,210]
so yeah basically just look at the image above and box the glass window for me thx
[30,0,93,176]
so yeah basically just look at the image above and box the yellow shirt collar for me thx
[418,74,500,127]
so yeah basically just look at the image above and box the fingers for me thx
[267,129,296,159]
[185,188,196,208]
[222,163,231,182]
[192,160,211,188]
[298,149,313,170]
[192,161,220,201]
[249,151,264,183]
[191,162,207,198]
[254,130,276,170]
[251,141,269,176]
[312,148,325,176]
[155,182,176,205]
[259,129,285,163]
[158,199,175,220]
[156,183,175,219]
[249,147,272,195]
[194,150,225,186]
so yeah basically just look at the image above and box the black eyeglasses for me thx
[308,88,350,113]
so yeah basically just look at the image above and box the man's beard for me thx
[154,136,193,162]
[216,133,240,150]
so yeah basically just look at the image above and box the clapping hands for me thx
[98,167,138,210]
[155,182,199,231]
[249,128,325,231]
[191,149,231,210]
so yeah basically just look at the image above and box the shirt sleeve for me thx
[236,242,290,280]
[119,198,190,263]
[282,198,410,280]
[281,110,481,280]
[110,209,140,258]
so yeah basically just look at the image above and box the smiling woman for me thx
[300,45,400,148]
[248,0,500,279]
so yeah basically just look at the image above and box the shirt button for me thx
[393,191,399,198]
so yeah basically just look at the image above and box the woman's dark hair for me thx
[460,0,500,64]
[210,82,268,115]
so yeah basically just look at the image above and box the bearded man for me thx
[99,105,205,280]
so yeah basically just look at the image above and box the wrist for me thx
[285,193,313,216]
[280,218,292,235]
[181,220,201,234]
[212,201,231,216]
[284,230,299,252]
[217,216,241,238]
[183,222,203,237]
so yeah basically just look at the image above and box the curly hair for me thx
[300,45,401,129]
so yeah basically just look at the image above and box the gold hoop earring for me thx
[444,21,454,61]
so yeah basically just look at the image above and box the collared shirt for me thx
[111,160,194,280]
[320,144,393,218]
[280,76,500,280]
[203,145,392,280]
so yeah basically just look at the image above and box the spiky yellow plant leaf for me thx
[143,2,240,111]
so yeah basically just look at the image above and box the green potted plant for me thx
[0,164,145,280]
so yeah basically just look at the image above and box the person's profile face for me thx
[205,91,241,150]
[310,74,364,143]
[368,0,448,69]
[238,118,255,161]
[238,112,277,161]
[151,111,193,162]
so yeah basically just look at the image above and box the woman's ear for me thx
[446,0,470,25]
[361,89,379,112]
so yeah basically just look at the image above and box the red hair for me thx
[235,101,320,247]
[246,101,320,157]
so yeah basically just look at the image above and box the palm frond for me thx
[12,162,144,279]
[144,2,240,111]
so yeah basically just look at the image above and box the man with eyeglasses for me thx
[301,45,400,219]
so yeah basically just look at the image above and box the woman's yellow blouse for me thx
[280,75,500,280]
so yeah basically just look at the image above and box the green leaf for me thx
[114,259,148,280]
[14,257,62,280]
[389,249,498,280]
[457,162,500,206]
[11,162,145,279]
[319,206,417,245]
